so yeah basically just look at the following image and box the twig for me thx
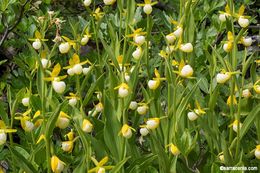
[0,0,30,47]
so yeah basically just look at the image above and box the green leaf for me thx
[9,145,38,173]
[111,156,131,173]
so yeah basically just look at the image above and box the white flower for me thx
[83,0,91,6]
[72,64,83,75]
[180,65,193,78]
[69,98,77,106]
[132,47,142,60]
[32,39,42,50]
[41,59,51,68]
[140,128,149,136]
[238,17,249,28]
[104,0,116,5]
[51,156,65,173]
[187,111,198,121]
[59,42,71,54]
[143,4,152,15]
[0,132,7,145]
[180,43,193,53]
[118,86,129,98]
[137,105,148,115]
[81,35,90,45]
[232,121,242,133]
[173,26,183,38]
[129,101,138,110]
[122,128,132,138]
[219,14,227,22]
[22,97,30,107]
[83,67,91,75]
[219,154,224,162]
[242,89,251,98]
[95,103,103,112]
[216,73,231,84]
[52,81,66,94]
[148,80,159,90]
[67,68,75,76]
[241,37,252,47]
[166,33,176,44]
[134,35,145,45]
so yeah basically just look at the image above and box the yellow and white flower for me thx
[242,89,252,98]
[253,80,260,94]
[146,118,160,130]
[132,47,142,60]
[137,104,149,115]
[83,66,92,75]
[137,0,158,15]
[180,65,193,78]
[41,58,51,69]
[114,83,130,98]
[148,68,165,90]
[129,101,138,110]
[64,54,91,75]
[56,111,70,129]
[223,31,234,52]
[230,120,242,133]
[238,16,249,28]
[29,31,48,50]
[166,33,176,44]
[255,145,260,159]
[59,42,71,54]
[216,72,231,84]
[127,28,146,46]
[218,4,231,22]
[120,124,134,139]
[173,26,183,38]
[139,127,149,136]
[241,37,252,47]
[51,155,65,173]
[52,80,66,94]
[104,0,116,5]
[32,39,42,50]
[169,143,180,156]
[81,29,92,45]
[0,120,17,145]
[180,43,193,53]
[82,119,93,133]
[83,0,92,7]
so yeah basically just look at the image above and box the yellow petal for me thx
[51,63,61,77]
[35,30,42,39]
[238,5,245,16]
[98,156,109,167]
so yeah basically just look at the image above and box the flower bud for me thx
[140,128,149,136]
[173,26,183,38]
[254,85,260,94]
[180,65,193,78]
[32,39,42,50]
[56,116,69,129]
[166,33,176,44]
[69,98,77,106]
[170,144,180,156]
[51,155,65,173]
[238,17,249,28]
[219,14,227,22]
[104,0,116,5]
[81,35,90,45]
[83,67,91,75]
[132,47,142,60]
[22,97,30,107]
[137,105,148,115]
[143,4,152,15]
[95,102,103,112]
[52,81,66,94]
[124,74,130,82]
[83,0,91,6]
[241,37,252,47]
[146,118,160,130]
[180,43,193,53]
[242,89,251,98]
[255,145,260,159]
[59,42,71,54]
[219,154,224,162]
[216,73,231,84]
[61,141,73,153]
[187,111,198,121]
[67,68,75,76]
[134,35,145,45]
[82,119,93,133]
[72,64,83,75]
[129,101,138,110]
[0,132,7,145]
[97,167,106,173]
[41,59,51,68]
